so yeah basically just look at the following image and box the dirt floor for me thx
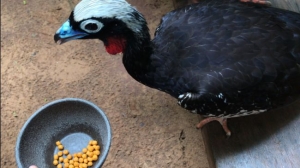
[1,0,209,167]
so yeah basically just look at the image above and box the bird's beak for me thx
[54,20,88,44]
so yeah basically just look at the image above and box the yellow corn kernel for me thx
[87,157,93,162]
[64,158,69,163]
[87,146,94,152]
[63,150,69,155]
[58,145,64,150]
[53,160,59,166]
[74,162,79,167]
[89,140,93,145]
[67,154,72,160]
[87,151,93,157]
[94,145,100,150]
[92,140,98,145]
[56,141,61,146]
[92,155,98,161]
[87,162,93,166]
[59,157,64,163]
[77,153,82,158]
[57,151,63,156]
[93,150,100,156]
[82,148,87,153]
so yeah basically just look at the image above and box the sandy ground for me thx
[1,0,209,167]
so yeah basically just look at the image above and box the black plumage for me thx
[54,0,300,135]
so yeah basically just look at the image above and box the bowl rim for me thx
[15,98,112,168]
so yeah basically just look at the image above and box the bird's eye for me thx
[85,23,98,30]
[80,19,103,33]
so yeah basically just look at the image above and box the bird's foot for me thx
[240,0,272,6]
[197,117,231,137]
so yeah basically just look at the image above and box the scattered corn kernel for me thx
[57,164,62,168]
[82,154,87,159]
[53,160,59,166]
[88,146,94,152]
[67,154,72,160]
[82,148,87,153]
[92,155,98,161]
[64,158,69,163]
[88,162,93,166]
[59,156,64,162]
[89,140,93,145]
[63,149,69,155]
[94,145,100,150]
[74,162,79,167]
[69,160,74,164]
[87,157,93,162]
[56,141,61,146]
[58,144,64,150]
[88,152,94,157]
[92,140,98,145]
[57,151,63,156]
[54,154,58,160]
[93,150,100,155]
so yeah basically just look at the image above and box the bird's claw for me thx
[197,117,231,137]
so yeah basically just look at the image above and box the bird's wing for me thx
[152,1,300,97]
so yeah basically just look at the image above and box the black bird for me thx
[54,0,300,136]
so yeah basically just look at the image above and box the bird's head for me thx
[54,0,148,55]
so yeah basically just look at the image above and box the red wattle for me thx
[105,37,126,55]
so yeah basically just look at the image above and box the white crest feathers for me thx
[74,0,144,33]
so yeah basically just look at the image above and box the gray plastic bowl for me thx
[15,98,111,168]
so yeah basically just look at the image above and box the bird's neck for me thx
[122,27,155,86]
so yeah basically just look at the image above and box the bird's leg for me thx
[239,0,272,6]
[197,117,231,137]
[177,92,231,136]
